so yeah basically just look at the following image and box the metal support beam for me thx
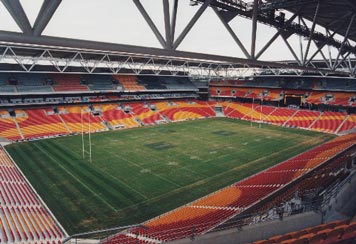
[281,32,301,65]
[298,16,304,63]
[1,0,32,35]
[333,14,355,70]
[255,13,298,59]
[313,41,331,69]
[171,0,178,42]
[163,0,172,49]
[250,0,259,59]
[335,51,352,70]
[212,7,250,59]
[303,1,320,65]
[0,30,342,75]
[132,0,166,48]
[306,18,348,66]
[32,0,62,36]
[172,0,213,50]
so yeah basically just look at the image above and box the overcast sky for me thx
[0,0,344,61]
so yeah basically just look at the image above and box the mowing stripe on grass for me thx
[33,143,118,212]
[103,148,182,188]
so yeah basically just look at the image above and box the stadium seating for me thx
[0,100,355,143]
[114,75,146,91]
[104,134,356,243]
[0,111,22,141]
[15,109,69,139]
[83,74,116,91]
[0,146,65,243]
[337,114,356,133]
[262,107,296,125]
[99,104,139,129]
[51,74,89,92]
[311,111,347,133]
[252,219,356,244]
[285,110,320,129]
[58,106,107,133]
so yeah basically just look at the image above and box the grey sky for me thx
[0,0,343,61]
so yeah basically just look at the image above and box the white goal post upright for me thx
[81,108,93,163]
[88,111,92,163]
[81,109,85,159]
[259,96,262,128]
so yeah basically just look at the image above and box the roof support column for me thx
[1,0,32,35]
[303,1,320,65]
[212,7,250,59]
[333,14,355,70]
[32,0,62,36]
[172,0,213,50]
[250,0,259,59]
[133,0,166,48]
[171,0,179,42]
[163,0,172,49]
[255,13,298,59]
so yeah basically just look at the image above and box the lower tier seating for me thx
[253,220,356,244]
[0,146,65,244]
[1,101,356,142]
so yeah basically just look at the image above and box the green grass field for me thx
[5,118,334,234]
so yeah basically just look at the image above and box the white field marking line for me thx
[33,144,118,212]
[203,136,325,165]
[103,148,182,188]
[131,146,210,179]
[87,160,149,200]
[53,141,149,200]
[115,136,323,211]
[189,205,241,211]
[87,136,318,216]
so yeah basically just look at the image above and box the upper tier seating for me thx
[82,75,116,91]
[114,75,146,91]
[16,85,53,93]
[51,74,89,92]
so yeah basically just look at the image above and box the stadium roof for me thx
[0,0,355,77]
[264,0,356,42]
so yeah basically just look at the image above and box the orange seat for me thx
[308,232,327,244]
[317,228,333,236]
[268,234,291,242]
[307,225,326,234]
[280,238,307,244]
[344,221,356,233]
[288,230,308,238]
[326,225,347,239]
[253,240,276,244]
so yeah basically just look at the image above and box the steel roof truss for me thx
[212,6,250,58]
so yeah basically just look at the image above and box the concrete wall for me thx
[169,211,322,244]
[324,171,356,222]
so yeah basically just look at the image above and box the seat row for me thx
[0,146,65,243]
[252,220,356,244]
[0,101,216,141]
